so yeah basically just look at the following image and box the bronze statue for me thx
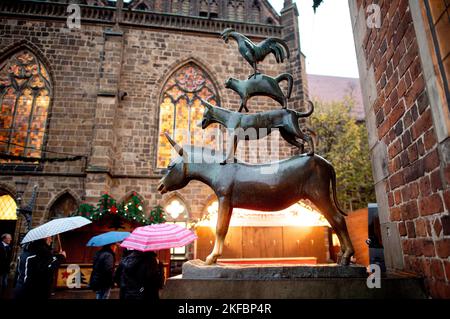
[225,73,293,112]
[221,28,290,78]
[200,99,315,163]
[157,133,355,266]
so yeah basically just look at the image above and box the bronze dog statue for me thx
[157,133,355,265]
[200,99,315,163]
[225,73,293,112]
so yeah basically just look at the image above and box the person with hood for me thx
[89,243,116,299]
[114,250,165,301]
[13,237,66,300]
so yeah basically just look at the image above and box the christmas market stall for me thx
[55,192,169,290]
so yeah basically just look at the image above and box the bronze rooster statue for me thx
[221,28,290,78]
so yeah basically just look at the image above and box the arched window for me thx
[199,0,209,16]
[49,192,78,220]
[181,0,191,15]
[129,0,154,11]
[236,1,245,21]
[209,0,219,18]
[157,62,219,168]
[251,0,261,23]
[0,49,52,161]
[0,194,17,220]
[164,198,189,260]
[227,1,236,20]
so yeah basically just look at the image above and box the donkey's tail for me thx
[275,73,294,99]
[293,100,314,118]
[329,163,348,216]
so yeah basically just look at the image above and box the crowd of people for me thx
[0,233,165,300]
[90,243,165,300]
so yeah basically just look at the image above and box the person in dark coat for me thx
[114,250,165,301]
[89,244,116,299]
[0,233,13,295]
[13,237,66,300]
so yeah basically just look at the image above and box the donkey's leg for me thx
[315,199,354,265]
[333,213,354,265]
[307,179,354,265]
[206,198,233,265]
[321,210,347,261]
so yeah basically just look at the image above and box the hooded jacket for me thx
[14,240,65,299]
[114,251,164,301]
[89,245,115,291]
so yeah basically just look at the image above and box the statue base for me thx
[160,260,426,299]
[182,259,367,279]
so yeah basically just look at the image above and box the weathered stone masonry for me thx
[0,0,307,261]
[349,0,450,298]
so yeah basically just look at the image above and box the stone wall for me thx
[0,1,307,253]
[349,0,450,298]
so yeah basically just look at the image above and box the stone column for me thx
[86,28,124,201]
[280,1,308,109]
[280,1,309,156]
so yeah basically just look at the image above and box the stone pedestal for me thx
[182,259,368,279]
[160,260,426,299]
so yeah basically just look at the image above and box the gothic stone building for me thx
[350,0,450,298]
[0,0,307,266]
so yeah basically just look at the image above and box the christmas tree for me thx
[74,192,166,225]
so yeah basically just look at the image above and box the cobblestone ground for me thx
[49,288,120,299]
[0,285,120,299]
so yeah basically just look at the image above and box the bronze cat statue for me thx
[225,73,293,112]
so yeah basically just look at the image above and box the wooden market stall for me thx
[195,202,370,265]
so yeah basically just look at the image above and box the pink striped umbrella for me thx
[120,223,197,251]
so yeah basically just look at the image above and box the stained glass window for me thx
[0,195,17,220]
[157,63,219,168]
[0,50,52,162]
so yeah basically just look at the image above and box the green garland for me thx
[74,192,166,225]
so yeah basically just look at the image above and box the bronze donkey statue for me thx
[200,99,315,164]
[157,133,355,265]
[225,73,293,112]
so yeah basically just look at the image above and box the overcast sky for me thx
[269,0,360,79]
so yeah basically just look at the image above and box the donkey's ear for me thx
[200,99,213,110]
[164,132,184,157]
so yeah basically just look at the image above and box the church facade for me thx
[0,0,308,264]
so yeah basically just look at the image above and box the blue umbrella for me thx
[86,231,130,247]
